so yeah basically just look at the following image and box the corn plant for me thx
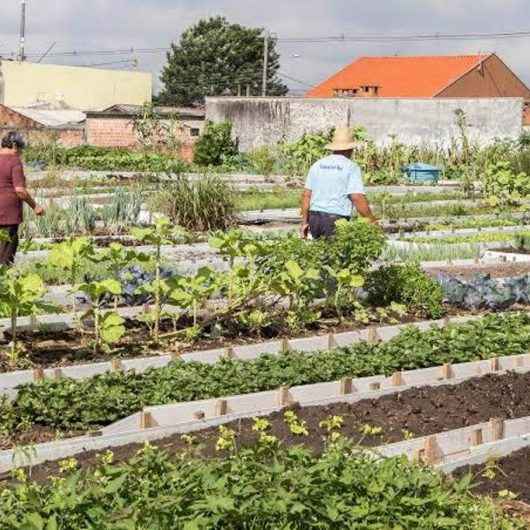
[77,279,125,353]
[0,267,52,365]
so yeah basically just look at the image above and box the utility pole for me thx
[17,0,27,62]
[262,30,269,97]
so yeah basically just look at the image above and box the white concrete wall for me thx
[206,96,524,151]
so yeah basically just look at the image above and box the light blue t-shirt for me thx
[305,155,365,217]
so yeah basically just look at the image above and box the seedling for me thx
[319,415,344,433]
[215,425,236,451]
[284,410,309,436]
[358,424,383,436]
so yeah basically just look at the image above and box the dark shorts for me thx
[309,211,350,239]
[0,225,19,266]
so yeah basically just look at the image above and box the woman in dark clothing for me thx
[0,132,44,265]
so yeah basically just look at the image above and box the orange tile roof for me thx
[306,54,492,98]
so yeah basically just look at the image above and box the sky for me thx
[0,0,529,95]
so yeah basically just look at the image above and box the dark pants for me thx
[0,225,19,266]
[308,211,350,239]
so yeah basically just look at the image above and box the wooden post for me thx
[29,314,38,332]
[391,371,404,387]
[280,337,291,354]
[215,399,228,416]
[33,367,44,382]
[368,382,381,391]
[111,358,122,372]
[367,327,380,344]
[224,346,236,359]
[53,368,62,381]
[441,363,453,380]
[193,410,205,420]
[340,377,352,395]
[139,410,154,429]
[490,418,504,441]
[490,357,500,372]
[470,429,483,447]
[277,386,291,407]
[516,356,525,368]
[327,332,337,350]
[423,436,442,465]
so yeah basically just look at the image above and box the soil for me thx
[495,247,530,255]
[6,370,530,483]
[454,447,530,505]
[0,306,479,373]
[426,263,530,279]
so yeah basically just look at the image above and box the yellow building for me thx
[0,60,152,110]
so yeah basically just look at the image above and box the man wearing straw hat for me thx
[301,127,377,239]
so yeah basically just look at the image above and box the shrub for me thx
[147,175,236,231]
[193,121,238,166]
[365,263,444,318]
[278,130,333,176]
[248,145,276,175]
[483,160,530,207]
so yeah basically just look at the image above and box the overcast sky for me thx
[1,0,529,94]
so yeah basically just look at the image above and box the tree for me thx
[159,16,288,106]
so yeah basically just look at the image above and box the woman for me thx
[0,131,44,266]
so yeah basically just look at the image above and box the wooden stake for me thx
[490,418,504,441]
[470,429,483,447]
[391,371,404,387]
[441,363,454,380]
[215,399,228,416]
[280,337,291,354]
[33,367,44,382]
[224,346,236,359]
[516,356,525,368]
[490,357,500,372]
[340,377,353,395]
[139,410,155,429]
[369,382,381,391]
[193,410,205,420]
[111,358,122,372]
[277,385,291,407]
[53,368,62,381]
[29,314,38,332]
[367,327,380,343]
[423,436,442,465]
[327,332,338,350]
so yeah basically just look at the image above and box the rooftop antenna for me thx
[17,0,27,61]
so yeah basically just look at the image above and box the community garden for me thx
[2,122,530,528]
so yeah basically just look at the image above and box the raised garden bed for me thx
[12,369,530,481]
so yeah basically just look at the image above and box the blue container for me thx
[402,163,442,184]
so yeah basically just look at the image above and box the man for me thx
[300,127,377,239]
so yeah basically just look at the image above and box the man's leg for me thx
[0,226,19,266]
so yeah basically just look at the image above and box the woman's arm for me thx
[13,161,44,215]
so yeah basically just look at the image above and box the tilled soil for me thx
[455,447,530,505]
[10,370,530,483]
[426,262,530,279]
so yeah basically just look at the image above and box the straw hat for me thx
[325,127,355,151]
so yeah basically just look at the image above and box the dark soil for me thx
[495,247,530,255]
[455,447,530,505]
[0,306,454,373]
[9,370,530,483]
[425,263,530,279]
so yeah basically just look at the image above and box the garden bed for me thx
[6,369,530,482]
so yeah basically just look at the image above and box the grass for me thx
[383,242,481,262]
[405,230,530,245]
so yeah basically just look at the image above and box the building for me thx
[0,102,205,162]
[0,102,86,146]
[306,54,530,125]
[0,60,152,110]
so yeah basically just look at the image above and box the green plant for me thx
[283,410,309,436]
[77,279,126,353]
[193,121,238,166]
[483,160,530,207]
[247,146,276,176]
[279,130,333,176]
[365,263,444,319]
[100,187,144,231]
[48,238,94,315]
[0,443,520,528]
[0,268,52,365]
[147,175,236,231]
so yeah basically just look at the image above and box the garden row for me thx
[1,311,529,446]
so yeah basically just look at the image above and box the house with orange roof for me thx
[306,54,530,124]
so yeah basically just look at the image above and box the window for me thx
[190,128,200,137]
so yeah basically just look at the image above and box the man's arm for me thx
[300,189,312,239]
[350,194,377,224]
